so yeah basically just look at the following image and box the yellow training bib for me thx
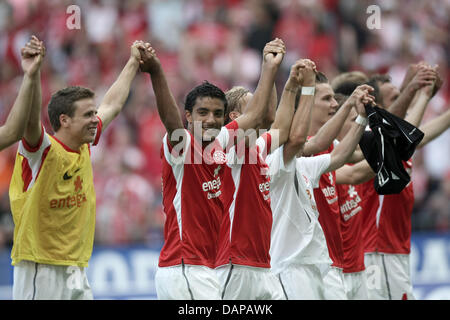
[9,133,96,267]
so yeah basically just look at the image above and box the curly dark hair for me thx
[184,81,228,114]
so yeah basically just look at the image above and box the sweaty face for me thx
[379,82,400,109]
[186,97,226,143]
[69,98,99,144]
[312,83,339,127]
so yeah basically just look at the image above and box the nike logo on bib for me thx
[63,168,81,180]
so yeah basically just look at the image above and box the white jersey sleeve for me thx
[266,145,296,183]
[162,129,192,166]
[296,154,331,188]
[216,120,239,151]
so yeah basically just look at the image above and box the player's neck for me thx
[53,131,83,152]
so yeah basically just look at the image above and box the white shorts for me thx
[155,264,221,300]
[364,252,415,300]
[343,270,369,300]
[322,266,348,300]
[216,264,285,300]
[276,264,326,300]
[13,260,93,300]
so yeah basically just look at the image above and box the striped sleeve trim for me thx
[18,130,52,192]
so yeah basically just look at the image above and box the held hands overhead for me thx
[130,38,439,121]
[262,38,286,66]
[21,35,45,77]
[404,61,442,96]
[348,85,376,118]
[131,40,161,74]
[286,59,317,90]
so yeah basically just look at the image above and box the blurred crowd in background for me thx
[0,0,448,249]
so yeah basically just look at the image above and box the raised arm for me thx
[326,86,375,173]
[234,38,285,132]
[21,36,45,148]
[259,39,282,130]
[302,94,354,156]
[261,84,277,130]
[139,43,184,145]
[345,147,365,164]
[399,62,423,93]
[268,60,310,152]
[404,66,440,127]
[281,59,317,162]
[417,108,450,149]
[96,41,142,132]
[0,38,43,150]
[387,66,436,119]
[335,160,375,185]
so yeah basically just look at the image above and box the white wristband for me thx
[301,86,315,96]
[355,115,368,127]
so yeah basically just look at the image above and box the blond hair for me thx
[225,86,250,113]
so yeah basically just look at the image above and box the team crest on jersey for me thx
[49,176,87,210]
[74,176,83,192]
[348,185,358,198]
[213,150,227,164]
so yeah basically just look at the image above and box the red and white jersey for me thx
[337,181,365,273]
[312,140,345,269]
[363,160,414,254]
[159,121,238,268]
[216,132,272,268]
[360,178,380,253]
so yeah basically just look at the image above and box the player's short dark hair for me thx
[368,74,391,84]
[366,74,391,104]
[315,71,329,84]
[184,81,228,114]
[331,71,368,96]
[334,81,361,96]
[48,86,95,132]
